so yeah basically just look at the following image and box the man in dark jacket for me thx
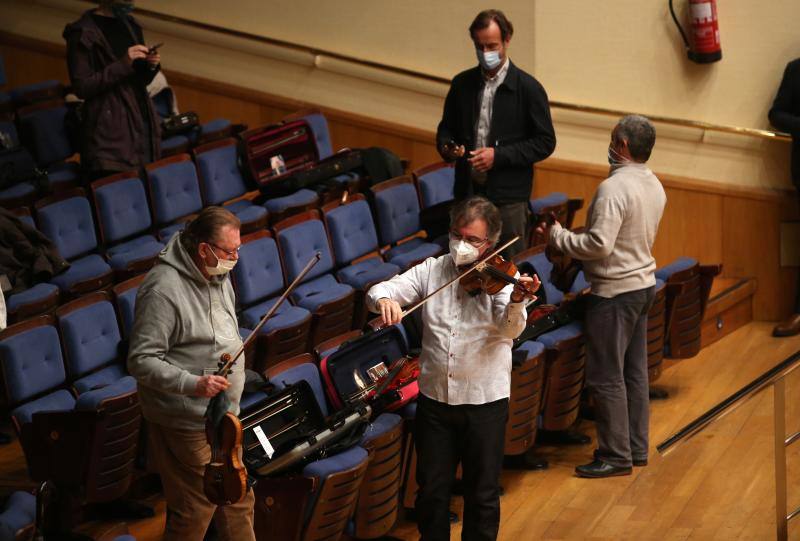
[63,0,161,180]
[437,9,556,257]
[770,58,800,337]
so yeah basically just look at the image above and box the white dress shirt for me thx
[366,254,527,405]
[472,57,510,185]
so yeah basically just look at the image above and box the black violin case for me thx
[240,380,369,477]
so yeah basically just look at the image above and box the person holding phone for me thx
[63,0,162,181]
[436,9,557,258]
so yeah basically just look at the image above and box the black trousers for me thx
[584,286,656,467]
[415,394,508,541]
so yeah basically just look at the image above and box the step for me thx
[701,277,757,348]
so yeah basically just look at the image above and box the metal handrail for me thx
[657,350,800,455]
[119,4,792,143]
[657,350,800,541]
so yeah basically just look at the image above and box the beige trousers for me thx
[148,422,256,541]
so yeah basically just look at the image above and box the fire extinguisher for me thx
[669,0,722,63]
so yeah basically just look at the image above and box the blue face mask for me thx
[111,1,135,18]
[476,49,502,71]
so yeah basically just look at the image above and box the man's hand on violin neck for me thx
[378,298,403,326]
[511,274,541,303]
[195,375,230,397]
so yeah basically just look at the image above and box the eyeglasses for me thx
[207,242,240,258]
[449,230,489,248]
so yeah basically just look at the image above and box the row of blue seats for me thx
[0,285,405,539]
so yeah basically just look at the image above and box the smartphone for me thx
[147,42,164,54]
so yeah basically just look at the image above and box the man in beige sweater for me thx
[538,115,666,478]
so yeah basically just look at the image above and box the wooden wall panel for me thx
[0,41,67,88]
[2,31,794,321]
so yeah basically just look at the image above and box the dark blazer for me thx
[63,10,161,173]
[436,61,556,204]
[769,58,800,186]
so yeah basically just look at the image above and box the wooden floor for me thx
[0,321,797,540]
[390,320,800,541]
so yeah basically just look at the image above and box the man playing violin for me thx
[127,207,255,541]
[367,196,539,541]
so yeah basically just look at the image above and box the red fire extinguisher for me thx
[669,0,722,63]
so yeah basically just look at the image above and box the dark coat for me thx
[0,209,69,294]
[769,58,800,186]
[63,10,161,173]
[436,61,556,204]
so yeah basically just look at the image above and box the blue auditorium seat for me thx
[145,155,204,241]
[55,292,128,394]
[17,103,79,190]
[263,188,319,224]
[0,491,35,541]
[414,162,455,208]
[655,256,697,281]
[91,172,165,275]
[194,138,267,231]
[529,192,568,215]
[536,320,585,432]
[112,275,144,338]
[5,283,59,324]
[569,270,591,294]
[231,230,312,371]
[274,211,355,346]
[0,318,69,421]
[370,176,442,271]
[35,191,113,296]
[293,110,359,186]
[513,246,565,305]
[160,134,191,157]
[196,118,231,144]
[323,195,400,291]
[9,80,62,105]
[267,358,372,540]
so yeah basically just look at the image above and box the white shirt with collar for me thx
[366,253,527,406]
[473,57,510,184]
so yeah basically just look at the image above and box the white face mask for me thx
[607,145,630,166]
[449,239,480,267]
[205,248,237,276]
[476,49,502,71]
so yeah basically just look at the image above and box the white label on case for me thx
[253,425,275,458]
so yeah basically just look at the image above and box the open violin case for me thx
[319,325,419,414]
[239,119,361,196]
[240,380,370,477]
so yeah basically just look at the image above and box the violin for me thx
[459,253,539,298]
[347,355,420,403]
[204,391,248,505]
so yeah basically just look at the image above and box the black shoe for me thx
[503,451,549,471]
[649,387,669,400]
[404,508,459,524]
[632,457,648,467]
[575,459,632,478]
[536,429,591,446]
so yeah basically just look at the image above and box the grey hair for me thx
[615,114,656,162]
[180,206,241,254]
[449,196,502,243]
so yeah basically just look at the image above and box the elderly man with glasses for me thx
[127,206,256,541]
[367,196,539,541]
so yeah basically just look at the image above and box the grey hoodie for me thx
[127,233,245,430]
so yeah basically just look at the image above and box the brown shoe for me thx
[773,314,800,337]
